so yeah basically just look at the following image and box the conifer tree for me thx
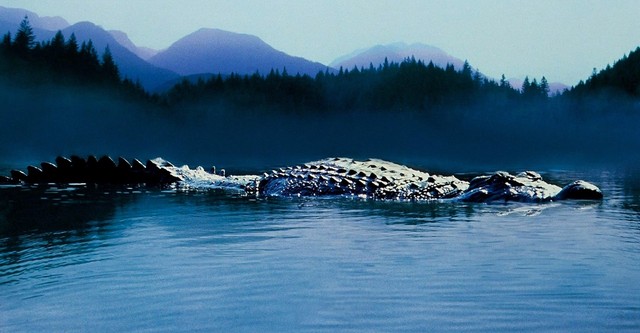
[461,60,472,78]
[539,76,549,97]
[0,32,11,52]
[521,76,531,94]
[51,31,65,51]
[101,46,120,82]
[473,70,483,86]
[13,16,35,56]
[66,33,78,54]
[499,74,510,88]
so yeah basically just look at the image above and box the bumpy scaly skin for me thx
[457,171,562,202]
[2,155,604,202]
[257,157,468,200]
[256,158,603,202]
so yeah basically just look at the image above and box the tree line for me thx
[0,16,151,101]
[2,16,638,115]
[164,58,557,113]
[569,46,640,98]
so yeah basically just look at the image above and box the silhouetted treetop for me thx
[570,46,640,97]
[163,55,527,113]
[101,46,120,82]
[13,16,35,56]
[0,20,151,102]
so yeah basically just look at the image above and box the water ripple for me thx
[1,171,640,332]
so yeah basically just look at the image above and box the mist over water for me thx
[1,80,639,332]
[2,79,639,173]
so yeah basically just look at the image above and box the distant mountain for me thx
[61,22,178,90]
[331,42,465,70]
[0,6,66,42]
[108,30,158,60]
[0,5,69,31]
[148,28,330,76]
[548,82,569,95]
[0,7,176,90]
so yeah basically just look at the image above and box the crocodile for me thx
[0,155,603,202]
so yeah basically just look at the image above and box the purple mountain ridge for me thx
[0,5,69,31]
[335,43,570,91]
[108,30,158,60]
[0,6,67,42]
[331,42,466,70]
[0,6,178,90]
[1,6,573,92]
[148,28,331,76]
[60,22,179,90]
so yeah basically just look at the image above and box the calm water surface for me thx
[1,169,639,332]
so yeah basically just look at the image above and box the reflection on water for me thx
[0,170,639,332]
[0,185,134,233]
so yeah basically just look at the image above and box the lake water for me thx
[1,168,639,332]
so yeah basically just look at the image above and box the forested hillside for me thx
[570,46,640,98]
[1,17,639,169]
[0,17,153,101]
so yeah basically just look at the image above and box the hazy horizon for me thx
[1,1,639,85]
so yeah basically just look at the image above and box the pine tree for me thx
[539,76,550,97]
[461,60,472,79]
[0,32,11,52]
[13,16,35,56]
[101,45,120,82]
[499,74,510,88]
[46,31,66,69]
[80,40,98,60]
[473,70,483,86]
[66,33,78,54]
[521,76,531,94]
[51,31,65,51]
[79,40,100,75]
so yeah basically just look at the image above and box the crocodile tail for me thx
[1,155,181,186]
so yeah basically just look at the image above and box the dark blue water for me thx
[1,170,639,332]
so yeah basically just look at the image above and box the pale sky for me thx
[1,0,639,85]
